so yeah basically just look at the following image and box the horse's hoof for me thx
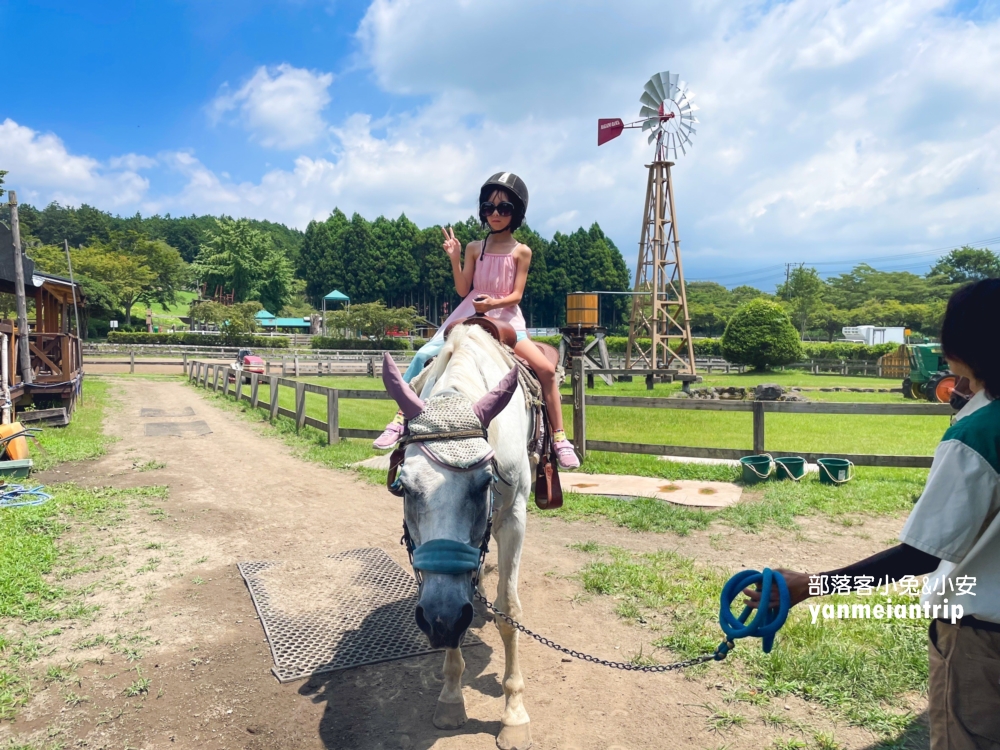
[497,722,532,750]
[433,700,468,729]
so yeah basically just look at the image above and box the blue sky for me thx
[3,0,1000,290]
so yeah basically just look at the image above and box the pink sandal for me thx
[554,439,580,470]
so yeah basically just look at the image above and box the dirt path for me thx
[12,377,919,750]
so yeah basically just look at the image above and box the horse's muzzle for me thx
[415,574,475,649]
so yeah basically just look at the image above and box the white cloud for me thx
[0,119,149,207]
[11,0,1000,289]
[208,63,334,149]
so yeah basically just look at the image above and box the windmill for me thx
[599,71,699,377]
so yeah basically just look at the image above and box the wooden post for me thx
[235,372,244,402]
[269,376,280,422]
[572,357,586,461]
[130,351,135,374]
[7,193,33,385]
[752,401,765,454]
[266,359,271,375]
[295,381,306,432]
[327,388,339,444]
[212,365,220,391]
[294,354,299,377]
[183,353,188,376]
[222,367,231,396]
[250,372,260,408]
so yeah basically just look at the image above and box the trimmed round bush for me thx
[721,299,803,370]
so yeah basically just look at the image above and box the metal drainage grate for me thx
[143,420,212,436]
[140,407,196,418]
[237,548,483,683]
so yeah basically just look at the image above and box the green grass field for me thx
[147,290,198,328]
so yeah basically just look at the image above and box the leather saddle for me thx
[443,314,564,509]
[444,314,560,367]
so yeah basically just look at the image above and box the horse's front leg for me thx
[494,509,532,750]
[433,646,468,728]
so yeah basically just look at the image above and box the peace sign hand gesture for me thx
[442,226,462,261]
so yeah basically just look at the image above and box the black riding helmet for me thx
[479,172,528,233]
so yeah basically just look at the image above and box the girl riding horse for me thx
[373,172,580,470]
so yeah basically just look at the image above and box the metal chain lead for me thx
[474,591,730,673]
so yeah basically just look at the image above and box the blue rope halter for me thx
[714,568,791,658]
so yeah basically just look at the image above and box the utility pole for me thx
[8,192,33,384]
[64,240,82,339]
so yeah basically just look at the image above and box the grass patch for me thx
[0,484,168,620]
[0,483,168,721]
[577,546,927,739]
[31,380,116,470]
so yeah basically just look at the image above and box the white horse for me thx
[382,325,533,750]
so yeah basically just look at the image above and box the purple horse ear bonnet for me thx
[407,392,494,469]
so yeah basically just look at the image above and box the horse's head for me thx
[383,352,519,648]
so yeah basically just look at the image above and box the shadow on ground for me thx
[863,711,929,750]
[300,600,500,750]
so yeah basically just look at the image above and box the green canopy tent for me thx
[322,290,350,336]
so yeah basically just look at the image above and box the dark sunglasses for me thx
[480,201,515,218]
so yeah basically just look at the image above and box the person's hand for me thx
[742,568,812,610]
[442,227,461,261]
[473,295,493,314]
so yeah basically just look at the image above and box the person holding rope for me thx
[373,172,580,469]
[747,278,1000,749]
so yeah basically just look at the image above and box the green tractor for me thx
[901,344,959,403]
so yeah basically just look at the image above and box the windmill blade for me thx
[680,102,700,113]
[669,73,680,98]
[644,79,662,103]
[649,73,666,101]
[677,80,687,96]
[640,91,660,109]
[640,105,659,119]
[648,131,657,145]
[656,71,672,100]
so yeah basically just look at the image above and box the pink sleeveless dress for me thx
[438,250,527,335]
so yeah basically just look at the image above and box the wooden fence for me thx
[566,360,949,469]
[187,360,387,443]
[186,358,951,469]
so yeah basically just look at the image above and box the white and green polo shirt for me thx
[899,390,1000,623]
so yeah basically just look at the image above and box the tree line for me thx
[2,197,997,341]
[297,210,632,328]
[687,246,1000,340]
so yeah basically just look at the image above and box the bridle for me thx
[388,428,509,592]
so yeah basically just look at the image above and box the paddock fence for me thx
[187,358,951,471]
[567,360,950,469]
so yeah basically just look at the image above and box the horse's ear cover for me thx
[382,353,425,419]
[473,367,519,428]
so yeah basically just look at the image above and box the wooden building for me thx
[0,222,84,414]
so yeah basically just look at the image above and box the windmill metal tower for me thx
[598,71,699,375]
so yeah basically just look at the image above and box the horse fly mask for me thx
[382,353,520,593]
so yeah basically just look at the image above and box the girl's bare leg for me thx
[513,339,562,430]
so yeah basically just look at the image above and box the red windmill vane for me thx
[598,71,700,377]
